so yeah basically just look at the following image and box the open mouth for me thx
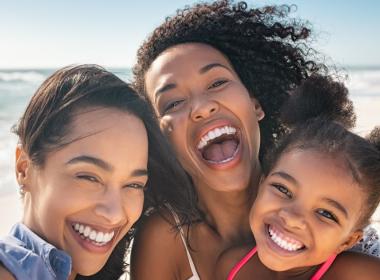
[196,125,240,164]
[267,224,305,252]
[71,222,116,247]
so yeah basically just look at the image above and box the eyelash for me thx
[126,183,147,191]
[316,209,339,223]
[208,79,228,89]
[77,174,101,184]
[271,183,293,198]
[163,99,184,113]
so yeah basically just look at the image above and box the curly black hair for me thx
[132,0,327,158]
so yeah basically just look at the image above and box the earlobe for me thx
[335,230,363,254]
[159,117,174,135]
[251,98,265,121]
[15,144,31,186]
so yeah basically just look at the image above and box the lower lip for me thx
[69,223,116,254]
[263,224,305,257]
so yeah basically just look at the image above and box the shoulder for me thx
[0,265,15,280]
[130,210,186,279]
[215,245,253,280]
[327,251,380,280]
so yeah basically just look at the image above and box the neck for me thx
[273,266,319,280]
[195,167,261,243]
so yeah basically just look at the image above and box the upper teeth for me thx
[197,126,237,150]
[73,222,115,244]
[269,226,304,252]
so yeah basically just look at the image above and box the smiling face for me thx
[145,43,264,192]
[250,149,364,272]
[17,107,148,277]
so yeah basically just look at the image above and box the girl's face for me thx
[145,43,264,192]
[250,149,364,272]
[16,107,148,277]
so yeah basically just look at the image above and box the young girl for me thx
[217,75,380,279]
[0,65,196,280]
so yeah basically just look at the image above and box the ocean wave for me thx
[347,69,380,96]
[0,71,47,83]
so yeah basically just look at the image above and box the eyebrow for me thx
[270,171,300,187]
[154,62,232,101]
[66,155,113,171]
[199,62,232,74]
[322,198,349,219]
[66,155,148,177]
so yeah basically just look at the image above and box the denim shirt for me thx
[0,223,72,280]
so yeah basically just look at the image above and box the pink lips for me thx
[68,221,120,254]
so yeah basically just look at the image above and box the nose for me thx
[94,189,126,225]
[278,207,306,230]
[190,95,219,121]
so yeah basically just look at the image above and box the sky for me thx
[1,0,379,69]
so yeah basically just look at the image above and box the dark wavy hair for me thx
[264,75,380,229]
[132,0,327,158]
[13,65,199,279]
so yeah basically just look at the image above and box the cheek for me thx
[123,191,145,223]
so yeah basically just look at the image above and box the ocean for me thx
[0,67,379,196]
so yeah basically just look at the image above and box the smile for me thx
[267,225,305,252]
[71,222,115,247]
[196,125,240,164]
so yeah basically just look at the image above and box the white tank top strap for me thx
[166,204,201,280]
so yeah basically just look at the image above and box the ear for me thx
[335,230,363,254]
[251,97,265,121]
[15,144,32,188]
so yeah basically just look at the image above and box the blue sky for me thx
[1,0,379,68]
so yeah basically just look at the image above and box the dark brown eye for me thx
[272,183,292,198]
[316,209,339,223]
[163,99,184,113]
[208,79,227,89]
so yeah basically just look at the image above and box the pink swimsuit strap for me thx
[310,254,337,280]
[227,247,257,280]
[227,246,337,280]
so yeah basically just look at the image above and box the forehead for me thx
[65,107,148,153]
[145,43,234,93]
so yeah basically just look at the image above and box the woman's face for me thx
[17,107,148,276]
[145,43,264,192]
[250,149,364,272]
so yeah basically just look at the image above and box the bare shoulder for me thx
[0,265,15,280]
[130,210,185,279]
[215,245,252,280]
[326,251,380,280]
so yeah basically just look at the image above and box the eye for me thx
[271,183,293,198]
[316,209,339,223]
[208,79,228,89]
[126,183,147,191]
[163,99,184,113]
[76,174,100,183]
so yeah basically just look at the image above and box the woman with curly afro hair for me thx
[129,1,378,279]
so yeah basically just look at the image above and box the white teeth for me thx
[83,226,91,237]
[89,230,97,240]
[96,232,104,243]
[72,223,115,245]
[268,226,303,252]
[197,125,237,150]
